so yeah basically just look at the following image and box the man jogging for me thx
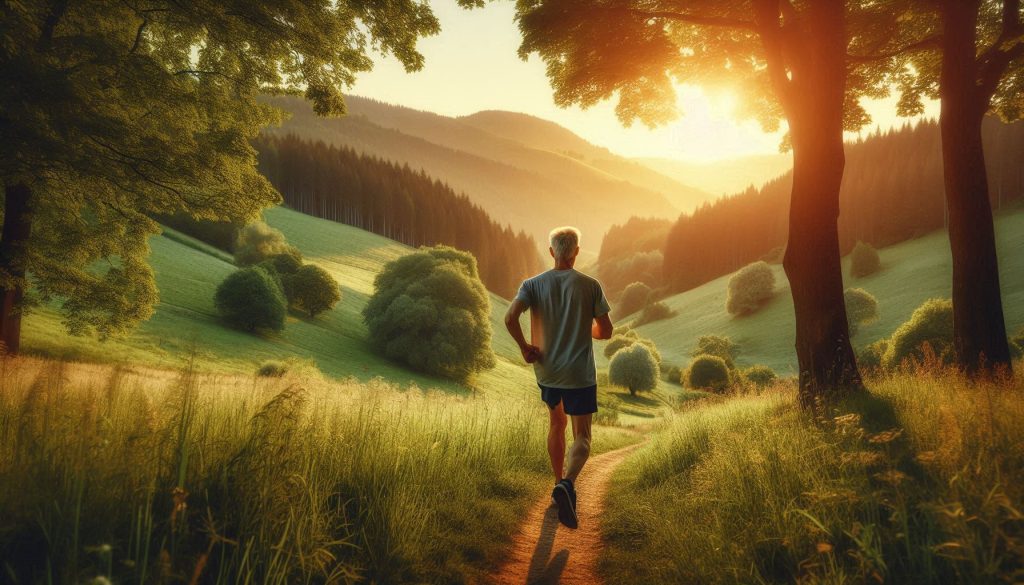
[504,226,613,529]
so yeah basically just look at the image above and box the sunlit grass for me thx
[601,366,1024,584]
[0,356,637,584]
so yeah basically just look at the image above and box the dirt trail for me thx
[489,443,641,585]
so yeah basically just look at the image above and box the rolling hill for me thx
[261,96,705,247]
[21,206,536,397]
[638,153,792,197]
[600,208,1024,375]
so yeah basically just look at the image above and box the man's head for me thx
[549,226,581,267]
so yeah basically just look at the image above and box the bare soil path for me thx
[489,443,642,585]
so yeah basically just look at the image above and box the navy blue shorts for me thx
[539,384,598,416]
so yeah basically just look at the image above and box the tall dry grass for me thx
[0,356,552,584]
[601,366,1024,584]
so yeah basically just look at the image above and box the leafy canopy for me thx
[1,0,465,338]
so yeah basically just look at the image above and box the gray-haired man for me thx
[504,226,613,529]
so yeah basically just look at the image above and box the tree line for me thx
[254,134,543,298]
[662,117,1024,294]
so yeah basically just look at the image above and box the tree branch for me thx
[977,0,1023,102]
[627,9,758,31]
[37,0,70,51]
[847,35,942,63]
[751,0,795,111]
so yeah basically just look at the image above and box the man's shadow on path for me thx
[524,504,569,584]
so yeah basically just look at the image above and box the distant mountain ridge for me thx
[638,154,793,197]
[261,95,714,247]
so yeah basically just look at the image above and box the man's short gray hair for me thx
[549,226,581,261]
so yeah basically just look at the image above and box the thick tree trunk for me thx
[782,1,862,407]
[0,183,33,354]
[939,1,1013,375]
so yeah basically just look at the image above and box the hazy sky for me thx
[351,1,940,163]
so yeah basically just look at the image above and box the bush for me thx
[608,343,659,395]
[691,335,738,367]
[884,298,954,369]
[685,354,731,392]
[850,241,881,278]
[267,250,303,275]
[857,339,889,373]
[214,266,287,332]
[616,281,652,317]
[743,365,777,388]
[664,365,683,385]
[256,360,288,377]
[603,332,661,364]
[286,264,341,317]
[726,261,775,316]
[844,287,880,335]
[362,246,495,381]
[761,245,785,264]
[633,301,677,327]
[234,222,301,267]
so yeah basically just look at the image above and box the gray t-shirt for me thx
[514,269,610,388]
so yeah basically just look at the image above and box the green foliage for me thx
[362,246,495,381]
[850,241,882,278]
[633,300,677,327]
[726,261,776,316]
[692,335,738,368]
[884,298,954,369]
[257,360,288,377]
[685,355,732,392]
[597,217,672,297]
[268,250,304,275]
[157,212,243,252]
[286,264,341,318]
[857,339,890,373]
[743,365,777,388]
[844,287,880,335]
[616,281,652,317]
[608,343,659,395]
[234,222,301,267]
[603,332,661,364]
[214,267,287,333]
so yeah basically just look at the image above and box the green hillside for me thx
[22,207,535,397]
[604,208,1024,375]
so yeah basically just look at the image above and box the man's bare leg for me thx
[547,402,567,483]
[564,413,592,482]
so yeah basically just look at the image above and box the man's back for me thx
[515,268,609,388]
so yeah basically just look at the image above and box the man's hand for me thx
[521,344,542,364]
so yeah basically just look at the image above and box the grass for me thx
[612,208,1024,376]
[22,206,536,398]
[600,365,1024,584]
[0,355,639,585]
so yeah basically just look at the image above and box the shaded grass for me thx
[601,368,1024,584]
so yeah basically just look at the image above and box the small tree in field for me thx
[685,355,731,393]
[743,365,777,388]
[692,335,738,368]
[616,281,652,317]
[287,265,341,317]
[857,339,889,374]
[363,246,495,381]
[608,343,658,395]
[633,301,677,327]
[603,332,661,364]
[884,299,954,369]
[850,241,881,278]
[726,262,775,316]
[844,288,880,335]
[215,267,287,333]
[234,222,301,267]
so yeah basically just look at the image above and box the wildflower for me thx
[866,429,903,444]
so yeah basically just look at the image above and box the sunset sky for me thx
[351,0,941,163]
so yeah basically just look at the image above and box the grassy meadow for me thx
[0,355,642,584]
[601,365,1024,584]
[607,207,1024,375]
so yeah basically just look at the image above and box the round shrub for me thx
[844,287,879,335]
[691,335,738,367]
[664,365,683,385]
[234,222,301,267]
[603,332,661,364]
[726,261,775,316]
[633,301,677,327]
[267,250,303,275]
[850,241,881,278]
[215,266,287,332]
[884,298,953,369]
[362,246,495,381]
[857,339,889,373]
[743,365,777,388]
[685,354,732,392]
[256,360,288,377]
[616,281,652,318]
[287,264,341,317]
[608,343,659,395]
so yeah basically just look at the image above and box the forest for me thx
[254,134,543,298]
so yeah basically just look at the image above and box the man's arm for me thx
[505,299,541,363]
[592,313,613,340]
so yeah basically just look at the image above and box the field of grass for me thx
[608,208,1024,376]
[0,356,642,584]
[22,206,537,398]
[600,367,1024,584]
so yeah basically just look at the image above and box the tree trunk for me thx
[0,183,33,354]
[939,0,1013,375]
[782,0,862,407]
